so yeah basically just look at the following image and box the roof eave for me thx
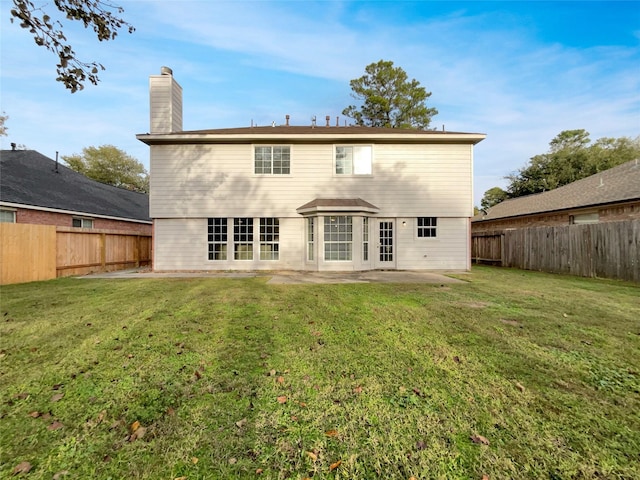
[296,205,380,215]
[136,132,486,146]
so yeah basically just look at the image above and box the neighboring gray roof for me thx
[0,149,150,222]
[474,159,640,222]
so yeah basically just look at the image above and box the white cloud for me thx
[1,0,638,206]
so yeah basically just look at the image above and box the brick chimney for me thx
[149,66,183,134]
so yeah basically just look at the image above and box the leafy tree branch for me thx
[10,0,135,92]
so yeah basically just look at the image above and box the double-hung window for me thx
[335,145,372,175]
[255,146,290,174]
[417,217,437,238]
[259,218,279,260]
[324,216,352,261]
[234,218,254,260]
[208,218,227,260]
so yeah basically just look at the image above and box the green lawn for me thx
[1,267,638,479]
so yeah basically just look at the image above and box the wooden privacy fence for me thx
[1,223,152,285]
[472,220,640,282]
[471,231,504,265]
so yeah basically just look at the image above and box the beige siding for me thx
[154,217,304,271]
[149,75,182,134]
[155,215,469,272]
[150,143,473,219]
[394,217,469,270]
[150,142,473,272]
[171,86,183,132]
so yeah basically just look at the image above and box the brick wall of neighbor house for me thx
[15,208,152,234]
[473,201,640,232]
[472,212,570,232]
[599,203,640,222]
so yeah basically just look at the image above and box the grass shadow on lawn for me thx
[1,267,639,479]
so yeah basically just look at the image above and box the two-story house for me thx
[137,68,485,272]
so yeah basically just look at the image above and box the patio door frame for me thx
[374,218,396,269]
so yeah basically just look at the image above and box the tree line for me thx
[480,130,640,210]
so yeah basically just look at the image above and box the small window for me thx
[417,217,437,237]
[259,218,279,260]
[234,218,253,260]
[255,146,290,174]
[0,209,16,223]
[335,145,372,175]
[72,218,93,228]
[571,213,599,224]
[207,218,227,260]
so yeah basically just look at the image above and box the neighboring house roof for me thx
[474,159,640,222]
[0,149,151,223]
[138,125,486,145]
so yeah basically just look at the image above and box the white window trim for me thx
[362,216,370,262]
[208,217,282,262]
[253,145,292,175]
[207,218,228,261]
[259,218,279,261]
[334,145,373,176]
[233,217,254,260]
[72,217,94,228]
[306,217,315,262]
[416,217,438,239]
[0,208,17,223]
[323,215,353,261]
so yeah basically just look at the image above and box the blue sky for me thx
[1,0,639,206]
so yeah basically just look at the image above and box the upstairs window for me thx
[255,146,290,174]
[72,217,93,228]
[417,217,437,238]
[335,145,372,175]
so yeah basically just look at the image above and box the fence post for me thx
[135,236,141,268]
[100,233,106,269]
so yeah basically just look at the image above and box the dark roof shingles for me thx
[0,150,150,222]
